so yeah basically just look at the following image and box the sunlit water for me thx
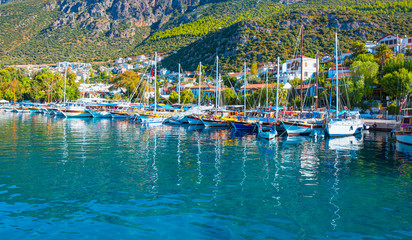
[0,113,411,239]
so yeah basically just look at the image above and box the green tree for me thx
[350,41,367,57]
[356,53,375,63]
[181,89,194,104]
[351,60,379,98]
[222,88,238,105]
[223,75,237,88]
[380,68,412,100]
[251,62,258,75]
[375,44,393,69]
[109,71,141,99]
[169,91,179,103]
[351,61,379,80]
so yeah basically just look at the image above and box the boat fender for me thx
[372,123,377,129]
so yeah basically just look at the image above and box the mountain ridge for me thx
[0,0,411,69]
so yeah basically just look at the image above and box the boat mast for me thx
[316,52,319,110]
[154,52,157,113]
[63,67,67,103]
[178,63,181,105]
[300,25,304,115]
[276,56,280,119]
[335,32,339,117]
[266,63,268,107]
[216,55,219,108]
[218,74,222,107]
[198,62,202,106]
[244,61,247,116]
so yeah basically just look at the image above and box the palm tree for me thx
[375,44,393,69]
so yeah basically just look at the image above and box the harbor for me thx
[0,112,411,239]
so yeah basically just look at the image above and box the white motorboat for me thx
[60,103,92,118]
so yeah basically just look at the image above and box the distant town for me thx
[5,34,412,102]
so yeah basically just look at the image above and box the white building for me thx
[275,56,317,83]
[56,62,91,73]
[115,58,125,64]
[366,41,378,54]
[377,34,412,54]
[136,55,147,62]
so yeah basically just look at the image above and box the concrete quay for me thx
[362,119,400,132]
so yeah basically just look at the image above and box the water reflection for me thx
[0,113,411,239]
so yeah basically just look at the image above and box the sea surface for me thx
[0,113,411,239]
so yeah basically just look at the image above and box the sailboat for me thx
[139,52,169,126]
[201,56,231,128]
[184,62,207,125]
[281,25,324,136]
[59,68,92,118]
[325,33,363,137]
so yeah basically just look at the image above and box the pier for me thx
[363,119,399,131]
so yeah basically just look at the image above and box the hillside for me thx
[0,0,411,69]
[162,6,412,72]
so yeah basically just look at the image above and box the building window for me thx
[305,62,308,67]
[304,72,308,77]
[409,39,412,43]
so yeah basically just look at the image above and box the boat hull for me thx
[61,110,92,118]
[201,119,230,128]
[326,120,363,137]
[139,116,165,126]
[111,112,131,119]
[395,132,412,145]
[187,116,204,125]
[88,110,112,118]
[230,121,258,131]
[258,130,277,140]
[281,120,322,136]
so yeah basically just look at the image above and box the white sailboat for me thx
[282,26,324,136]
[185,62,205,125]
[326,33,363,137]
[139,52,168,126]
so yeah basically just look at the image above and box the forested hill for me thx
[0,0,411,69]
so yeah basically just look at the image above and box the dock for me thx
[362,119,399,132]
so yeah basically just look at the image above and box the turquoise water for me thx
[0,113,411,239]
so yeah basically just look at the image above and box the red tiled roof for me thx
[377,34,397,42]
[189,84,216,89]
[240,83,277,89]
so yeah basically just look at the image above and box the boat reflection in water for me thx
[327,135,363,151]
[1,113,411,240]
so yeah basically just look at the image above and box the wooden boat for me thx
[394,116,412,145]
[60,103,92,118]
[257,122,277,140]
